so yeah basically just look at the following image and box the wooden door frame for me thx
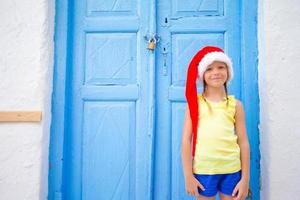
[240,0,260,199]
[48,0,260,199]
[48,0,70,199]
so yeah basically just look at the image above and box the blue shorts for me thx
[194,170,241,197]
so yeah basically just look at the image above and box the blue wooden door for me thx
[153,0,260,200]
[50,0,259,199]
[53,0,155,199]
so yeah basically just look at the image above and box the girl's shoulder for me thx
[233,97,244,109]
[229,96,243,105]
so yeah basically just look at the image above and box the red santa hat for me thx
[185,46,234,157]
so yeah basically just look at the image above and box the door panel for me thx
[154,0,242,200]
[62,0,152,199]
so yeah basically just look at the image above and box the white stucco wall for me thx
[0,0,300,199]
[259,0,300,199]
[0,0,54,199]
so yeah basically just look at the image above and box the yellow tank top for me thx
[193,94,241,174]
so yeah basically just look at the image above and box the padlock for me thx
[148,37,156,50]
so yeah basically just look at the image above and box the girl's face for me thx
[203,61,228,88]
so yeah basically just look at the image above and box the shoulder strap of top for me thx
[227,95,236,105]
[227,95,237,116]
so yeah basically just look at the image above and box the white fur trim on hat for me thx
[198,51,234,84]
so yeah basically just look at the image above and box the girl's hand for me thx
[185,175,205,198]
[232,178,249,200]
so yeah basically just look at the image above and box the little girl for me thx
[181,46,250,200]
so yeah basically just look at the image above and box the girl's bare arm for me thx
[181,106,194,179]
[235,100,250,181]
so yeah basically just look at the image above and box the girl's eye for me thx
[206,68,212,71]
[218,66,225,69]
